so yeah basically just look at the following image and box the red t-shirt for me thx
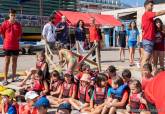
[89,25,99,42]
[0,20,22,50]
[142,11,156,41]
[144,71,165,114]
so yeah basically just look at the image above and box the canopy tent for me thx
[54,10,122,27]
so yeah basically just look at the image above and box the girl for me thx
[126,80,149,114]
[84,73,108,113]
[68,73,92,112]
[49,70,62,97]
[101,76,128,114]
[117,24,127,61]
[29,70,49,96]
[75,20,86,54]
[126,21,140,66]
[153,18,165,73]
[58,48,78,74]
[19,52,49,86]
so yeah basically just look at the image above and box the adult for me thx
[153,18,164,73]
[0,9,22,85]
[141,0,165,66]
[56,16,69,49]
[75,20,86,54]
[126,21,140,66]
[144,71,165,114]
[117,24,127,61]
[89,17,100,62]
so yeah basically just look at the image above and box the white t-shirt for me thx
[42,22,56,43]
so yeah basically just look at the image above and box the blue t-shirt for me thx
[127,29,139,41]
[8,105,17,114]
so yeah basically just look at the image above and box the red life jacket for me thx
[32,80,45,92]
[62,82,74,98]
[94,86,107,105]
[51,80,62,91]
[78,85,90,103]
[130,93,146,113]
[36,61,45,70]
[19,104,38,114]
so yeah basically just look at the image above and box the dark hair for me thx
[112,76,124,87]
[122,69,132,79]
[76,20,85,29]
[106,65,117,74]
[143,63,152,73]
[9,9,16,14]
[128,21,138,30]
[96,73,108,87]
[49,15,54,22]
[129,79,142,92]
[121,24,125,27]
[144,0,154,6]
[154,18,163,33]
[51,70,60,79]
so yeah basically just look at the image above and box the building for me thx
[77,0,131,13]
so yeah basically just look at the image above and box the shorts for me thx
[142,39,154,54]
[128,41,137,48]
[119,42,126,48]
[4,50,19,56]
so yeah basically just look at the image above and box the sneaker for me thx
[2,80,9,86]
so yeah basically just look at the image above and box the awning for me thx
[54,10,122,27]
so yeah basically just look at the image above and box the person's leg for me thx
[153,51,158,73]
[159,51,164,69]
[11,55,18,81]
[108,99,118,114]
[4,56,11,82]
[68,98,82,110]
[123,47,125,61]
[132,47,136,64]
[119,47,122,61]
[129,47,133,65]
[101,105,109,114]
[76,41,80,54]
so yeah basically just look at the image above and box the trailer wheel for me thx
[28,48,33,55]
[21,48,26,55]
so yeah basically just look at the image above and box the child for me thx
[122,69,132,84]
[141,63,153,90]
[49,70,62,97]
[58,48,78,74]
[19,91,39,114]
[20,70,49,96]
[0,89,18,114]
[101,76,128,114]
[56,103,72,114]
[126,80,149,114]
[34,96,50,114]
[19,52,49,86]
[84,73,108,113]
[68,73,92,111]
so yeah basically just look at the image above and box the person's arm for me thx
[155,10,165,17]
[56,26,65,31]
[51,84,62,96]
[90,90,95,109]
[42,24,48,43]
[111,91,129,107]
[59,84,64,99]
[42,80,49,95]
[71,84,77,99]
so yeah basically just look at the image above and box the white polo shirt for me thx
[42,22,56,43]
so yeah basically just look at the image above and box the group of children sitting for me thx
[0,50,162,114]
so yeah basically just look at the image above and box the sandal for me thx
[2,80,9,86]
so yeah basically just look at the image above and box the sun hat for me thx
[0,86,7,92]
[0,89,15,99]
[57,103,71,111]
[25,91,39,100]
[80,73,91,83]
[35,96,50,108]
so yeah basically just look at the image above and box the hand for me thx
[126,104,131,112]
[50,92,55,96]
[19,82,24,87]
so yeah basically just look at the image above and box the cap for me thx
[0,89,15,99]
[0,86,7,92]
[57,103,71,111]
[35,96,50,108]
[144,0,154,6]
[106,65,117,73]
[25,91,39,100]
[80,73,91,83]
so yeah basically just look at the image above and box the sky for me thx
[121,0,146,7]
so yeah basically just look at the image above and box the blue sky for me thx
[121,0,145,7]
